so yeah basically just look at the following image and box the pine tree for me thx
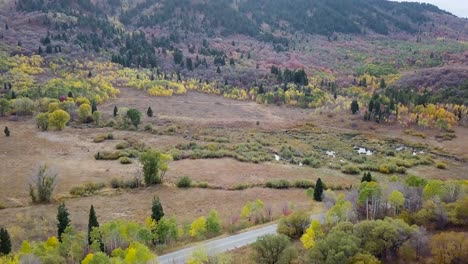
[68,91,73,98]
[4,126,9,137]
[313,178,324,201]
[5,24,8,30]
[258,83,264,94]
[0,228,11,255]
[379,78,386,89]
[351,100,359,114]
[361,172,372,182]
[88,205,100,245]
[57,202,70,242]
[216,66,221,74]
[38,46,43,54]
[147,107,153,117]
[151,196,164,222]
[91,101,97,113]
[88,71,92,78]
[113,106,118,117]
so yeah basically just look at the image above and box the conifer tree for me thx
[57,202,70,242]
[313,178,324,201]
[0,228,11,255]
[147,107,153,117]
[91,101,97,113]
[88,205,100,246]
[113,106,118,117]
[351,100,359,114]
[151,196,164,222]
[361,172,372,182]
[4,126,9,137]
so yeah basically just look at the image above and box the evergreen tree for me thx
[258,83,264,94]
[4,23,8,30]
[57,202,70,242]
[229,58,235,66]
[4,126,9,137]
[313,178,324,201]
[88,70,92,78]
[216,66,221,74]
[38,46,43,54]
[151,196,164,222]
[68,91,73,98]
[379,78,386,89]
[0,228,11,255]
[361,172,372,182]
[91,101,97,113]
[88,205,100,245]
[351,100,359,114]
[147,107,153,117]
[334,92,337,100]
[186,57,193,71]
[113,106,118,117]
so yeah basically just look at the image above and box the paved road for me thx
[158,213,325,264]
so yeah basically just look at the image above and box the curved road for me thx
[158,213,325,264]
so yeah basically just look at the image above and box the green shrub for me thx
[109,178,140,189]
[116,141,130,149]
[293,180,315,189]
[195,182,209,188]
[93,133,114,143]
[328,163,342,170]
[265,180,290,189]
[168,148,183,160]
[70,182,105,196]
[342,165,361,175]
[94,151,128,160]
[144,123,153,132]
[230,183,252,190]
[378,163,398,174]
[104,118,117,127]
[395,166,407,174]
[302,158,321,168]
[166,125,177,133]
[277,211,310,239]
[177,176,192,188]
[35,113,49,131]
[436,162,447,169]
[119,157,132,164]
[378,164,390,174]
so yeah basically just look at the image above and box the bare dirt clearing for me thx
[167,158,357,189]
[99,89,312,128]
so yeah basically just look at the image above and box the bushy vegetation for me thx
[176,176,192,188]
[69,182,106,197]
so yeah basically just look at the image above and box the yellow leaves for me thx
[45,236,59,249]
[148,86,174,96]
[48,109,70,130]
[223,87,248,100]
[20,241,31,254]
[189,217,207,238]
[300,220,322,249]
[81,253,94,264]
